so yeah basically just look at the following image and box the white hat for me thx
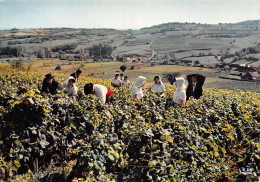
[67,76,76,82]
[175,77,186,91]
[133,76,146,87]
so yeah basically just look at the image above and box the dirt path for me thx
[147,38,157,60]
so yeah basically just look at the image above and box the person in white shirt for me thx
[149,76,165,96]
[63,76,78,96]
[120,73,124,81]
[111,73,122,87]
[122,76,130,87]
[84,83,113,103]
[132,76,146,102]
[172,77,186,108]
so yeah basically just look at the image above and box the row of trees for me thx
[0,42,113,60]
[0,45,52,59]
[0,46,25,57]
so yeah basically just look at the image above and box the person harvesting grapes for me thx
[122,76,130,87]
[172,77,186,108]
[119,73,124,81]
[149,76,165,96]
[84,83,113,103]
[41,73,61,94]
[111,73,122,88]
[186,74,206,100]
[132,76,146,102]
[70,69,82,83]
[63,76,78,96]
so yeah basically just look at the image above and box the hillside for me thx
[234,20,260,25]
[1,21,260,94]
[1,21,260,68]
[0,66,259,181]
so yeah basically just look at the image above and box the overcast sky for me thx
[0,0,259,30]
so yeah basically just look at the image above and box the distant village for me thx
[170,58,260,82]
[110,55,147,63]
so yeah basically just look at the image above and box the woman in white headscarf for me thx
[132,76,146,102]
[172,77,186,108]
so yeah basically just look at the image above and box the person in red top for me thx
[84,83,113,103]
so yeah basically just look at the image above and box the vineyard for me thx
[0,66,259,181]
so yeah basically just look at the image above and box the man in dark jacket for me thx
[41,74,61,94]
[186,74,205,100]
[70,69,82,83]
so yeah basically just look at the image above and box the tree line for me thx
[0,46,25,57]
[89,43,113,58]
